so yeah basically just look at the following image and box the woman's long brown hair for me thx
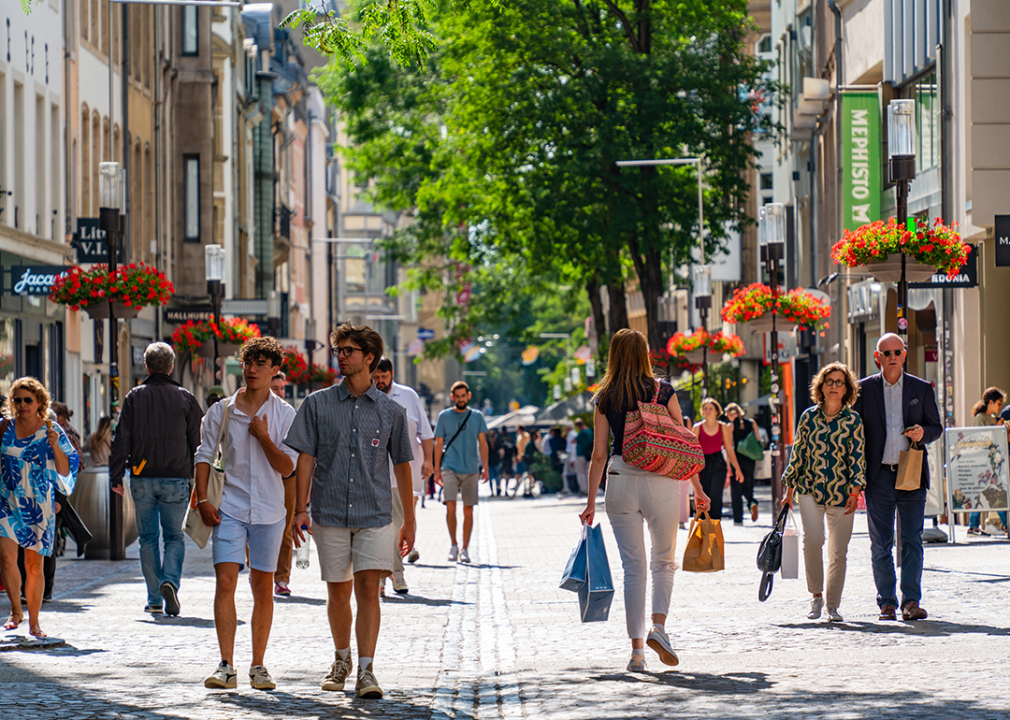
[594,329,654,415]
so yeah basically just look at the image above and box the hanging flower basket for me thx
[709,331,745,358]
[172,317,260,358]
[49,262,174,314]
[83,300,142,320]
[853,256,937,283]
[197,341,243,359]
[281,347,338,388]
[649,348,700,373]
[721,283,831,331]
[831,217,969,280]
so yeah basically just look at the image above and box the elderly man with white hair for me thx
[852,333,942,623]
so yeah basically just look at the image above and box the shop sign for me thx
[841,92,881,232]
[165,309,213,323]
[72,218,124,263]
[6,265,73,296]
[995,215,1010,267]
[908,245,978,289]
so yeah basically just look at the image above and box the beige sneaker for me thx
[204,661,237,689]
[249,664,276,690]
[355,662,383,699]
[321,653,353,691]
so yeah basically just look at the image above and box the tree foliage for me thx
[316,0,779,359]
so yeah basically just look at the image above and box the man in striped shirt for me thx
[285,322,415,700]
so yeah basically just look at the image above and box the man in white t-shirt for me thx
[372,357,434,594]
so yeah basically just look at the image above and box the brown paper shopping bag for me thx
[895,441,923,491]
[683,511,725,573]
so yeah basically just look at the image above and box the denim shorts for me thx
[212,512,287,573]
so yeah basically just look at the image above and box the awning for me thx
[486,405,540,430]
[533,391,595,425]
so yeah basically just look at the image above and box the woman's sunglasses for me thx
[12,397,35,405]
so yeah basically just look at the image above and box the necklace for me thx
[822,406,842,420]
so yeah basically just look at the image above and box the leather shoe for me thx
[878,604,897,621]
[901,601,928,621]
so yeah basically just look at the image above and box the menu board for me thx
[945,426,1010,514]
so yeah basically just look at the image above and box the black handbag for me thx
[756,505,790,602]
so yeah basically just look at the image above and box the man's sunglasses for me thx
[12,397,35,405]
[879,349,905,358]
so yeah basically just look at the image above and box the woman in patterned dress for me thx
[781,362,865,623]
[0,377,79,637]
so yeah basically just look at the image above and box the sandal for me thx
[29,625,47,638]
[3,613,23,631]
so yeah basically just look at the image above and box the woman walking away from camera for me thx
[0,377,79,637]
[84,416,113,466]
[579,329,710,673]
[968,387,1007,536]
[781,362,865,623]
[692,398,744,522]
[725,403,762,525]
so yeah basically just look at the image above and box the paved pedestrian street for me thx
[3,487,1010,720]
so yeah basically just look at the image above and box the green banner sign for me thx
[841,92,881,232]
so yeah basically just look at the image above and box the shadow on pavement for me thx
[138,616,229,629]
[592,670,773,693]
[776,620,1010,637]
[382,595,464,607]
[925,566,1010,583]
[275,596,328,606]
[211,688,435,717]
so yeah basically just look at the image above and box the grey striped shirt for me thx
[284,382,414,528]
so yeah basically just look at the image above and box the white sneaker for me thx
[448,545,459,562]
[407,548,420,563]
[204,660,237,689]
[807,597,824,620]
[826,607,843,622]
[391,571,409,594]
[626,653,648,673]
[646,626,679,666]
[249,664,276,690]
[459,547,471,564]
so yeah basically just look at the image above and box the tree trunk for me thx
[607,281,629,332]
[626,232,666,351]
[585,274,608,361]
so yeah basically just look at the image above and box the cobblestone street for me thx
[3,487,1010,719]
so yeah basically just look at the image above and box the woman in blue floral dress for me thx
[0,377,78,637]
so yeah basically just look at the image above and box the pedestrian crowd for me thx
[0,321,964,689]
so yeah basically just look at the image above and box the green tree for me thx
[318,0,778,354]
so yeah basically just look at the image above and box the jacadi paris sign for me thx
[841,92,881,232]
[5,266,72,296]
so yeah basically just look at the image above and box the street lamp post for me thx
[99,162,126,561]
[760,202,787,506]
[692,264,712,398]
[887,99,917,337]
[205,244,225,384]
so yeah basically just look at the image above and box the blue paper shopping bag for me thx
[559,523,590,592]
[577,523,614,623]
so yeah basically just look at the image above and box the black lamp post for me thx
[99,161,126,560]
[205,244,225,384]
[760,202,787,505]
[887,99,917,337]
[692,264,712,398]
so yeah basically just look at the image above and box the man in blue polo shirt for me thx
[433,381,489,564]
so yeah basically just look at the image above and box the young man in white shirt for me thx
[371,357,434,593]
[193,337,299,691]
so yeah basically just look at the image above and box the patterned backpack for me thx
[623,382,705,481]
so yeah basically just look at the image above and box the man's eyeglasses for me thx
[823,379,846,388]
[12,397,35,405]
[879,349,905,358]
[333,346,364,358]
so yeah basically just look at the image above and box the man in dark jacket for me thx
[110,342,203,616]
[852,333,942,622]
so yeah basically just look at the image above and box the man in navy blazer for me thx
[852,333,942,622]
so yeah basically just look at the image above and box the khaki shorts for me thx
[313,522,395,583]
[442,470,479,506]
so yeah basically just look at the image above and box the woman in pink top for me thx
[692,398,744,523]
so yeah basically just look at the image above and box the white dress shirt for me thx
[387,381,434,488]
[194,391,299,525]
[882,372,909,465]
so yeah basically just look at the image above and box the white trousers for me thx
[796,493,855,609]
[604,455,682,640]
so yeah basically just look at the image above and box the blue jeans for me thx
[130,476,190,606]
[864,467,926,610]
[969,511,1007,529]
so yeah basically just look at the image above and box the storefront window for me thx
[915,72,940,174]
[0,318,16,398]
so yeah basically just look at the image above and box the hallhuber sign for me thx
[841,92,881,232]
